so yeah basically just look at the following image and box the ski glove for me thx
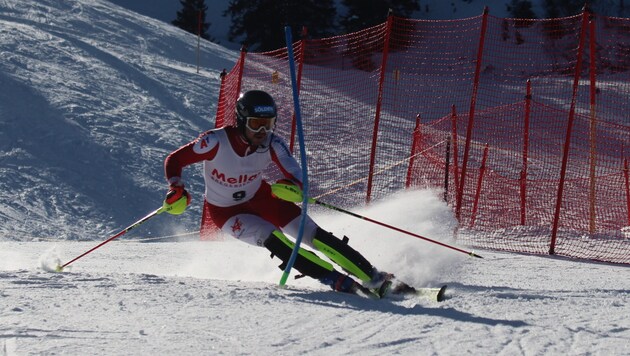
[163,182,191,215]
[271,179,304,202]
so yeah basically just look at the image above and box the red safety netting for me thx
[213,10,630,264]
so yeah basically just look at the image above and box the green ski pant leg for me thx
[311,228,374,282]
[264,230,334,279]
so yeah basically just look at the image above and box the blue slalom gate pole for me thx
[279,26,309,287]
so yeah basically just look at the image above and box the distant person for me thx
[162,90,392,296]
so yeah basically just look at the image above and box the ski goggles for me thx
[245,116,276,133]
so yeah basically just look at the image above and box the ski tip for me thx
[436,285,448,302]
[377,280,393,299]
[352,283,380,299]
[355,280,394,299]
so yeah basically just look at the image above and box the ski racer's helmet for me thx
[235,90,277,133]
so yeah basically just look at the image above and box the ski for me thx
[351,280,446,302]
[390,282,448,302]
[413,285,447,302]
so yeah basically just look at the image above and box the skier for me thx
[162,90,391,296]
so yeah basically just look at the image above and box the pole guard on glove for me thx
[163,184,191,215]
[271,180,308,203]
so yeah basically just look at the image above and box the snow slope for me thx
[3,234,630,354]
[1,0,629,354]
[0,0,237,240]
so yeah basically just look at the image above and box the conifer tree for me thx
[224,0,336,52]
[172,0,215,41]
[507,0,538,19]
[543,0,590,18]
[340,0,419,34]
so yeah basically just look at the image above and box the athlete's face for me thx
[244,124,269,146]
[243,116,274,146]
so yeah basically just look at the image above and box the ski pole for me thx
[55,206,166,272]
[271,183,483,259]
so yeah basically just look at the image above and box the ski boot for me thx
[319,270,361,295]
[363,269,395,298]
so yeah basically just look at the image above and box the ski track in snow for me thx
[1,241,629,355]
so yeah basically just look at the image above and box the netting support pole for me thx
[588,17,598,234]
[405,114,422,188]
[444,136,451,203]
[366,10,393,203]
[214,45,246,128]
[214,69,228,129]
[520,80,532,225]
[550,9,589,255]
[470,143,489,228]
[196,10,201,74]
[451,105,460,220]
[216,45,246,129]
[456,6,489,221]
[235,45,246,103]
